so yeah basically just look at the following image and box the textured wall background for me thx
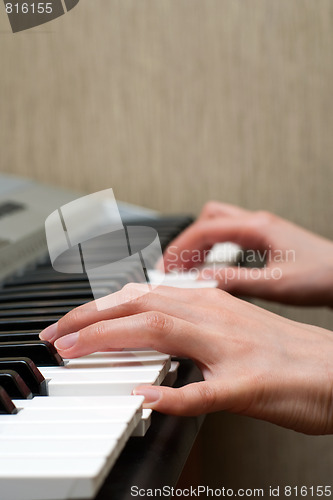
[1,0,333,492]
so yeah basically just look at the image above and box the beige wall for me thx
[1,1,333,230]
[1,0,333,494]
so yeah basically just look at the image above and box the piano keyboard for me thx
[0,209,206,500]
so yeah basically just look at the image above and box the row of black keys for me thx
[0,342,63,414]
[0,216,193,415]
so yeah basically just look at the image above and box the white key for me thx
[41,369,162,382]
[205,242,242,266]
[41,361,169,374]
[13,395,144,410]
[148,269,217,288]
[46,371,160,396]
[0,457,108,500]
[0,406,140,423]
[48,358,163,373]
[40,359,171,383]
[132,409,152,437]
[0,421,128,439]
[64,350,170,368]
[148,270,197,282]
[0,436,117,456]
[12,395,144,409]
[163,361,179,387]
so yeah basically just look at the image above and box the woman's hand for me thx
[159,202,333,307]
[40,284,333,434]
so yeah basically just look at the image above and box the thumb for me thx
[133,381,222,416]
[200,266,283,300]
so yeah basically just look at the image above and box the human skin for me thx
[40,284,333,435]
[158,202,333,307]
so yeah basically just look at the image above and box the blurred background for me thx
[1,0,333,495]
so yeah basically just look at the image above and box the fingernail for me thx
[55,332,79,351]
[133,388,162,404]
[39,322,58,341]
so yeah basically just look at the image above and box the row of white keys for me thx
[12,394,151,437]
[0,334,186,497]
[0,457,108,500]
[35,350,170,397]
[0,350,170,440]
[0,395,144,500]
[0,351,172,499]
[40,368,163,396]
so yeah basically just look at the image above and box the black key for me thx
[0,370,32,399]
[85,273,130,287]
[0,299,87,310]
[0,386,17,414]
[124,216,193,228]
[0,341,64,366]
[0,283,93,293]
[0,307,74,318]
[0,288,95,301]
[0,330,44,335]
[0,358,47,395]
[0,317,62,331]
[5,274,90,286]
[0,280,121,304]
[0,332,41,342]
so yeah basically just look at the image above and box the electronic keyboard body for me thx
[0,174,204,500]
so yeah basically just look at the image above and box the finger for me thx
[200,266,284,301]
[53,312,216,361]
[133,379,245,416]
[40,284,222,343]
[161,217,267,272]
[198,201,249,220]
[155,205,249,271]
